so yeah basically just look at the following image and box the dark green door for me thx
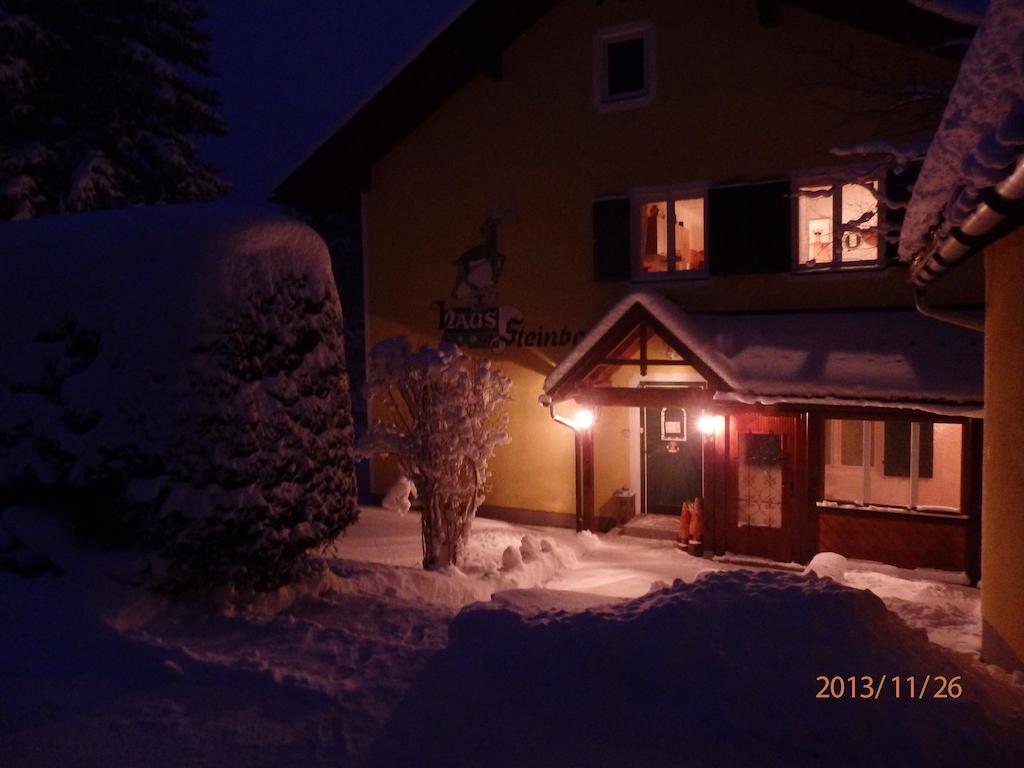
[642,406,703,514]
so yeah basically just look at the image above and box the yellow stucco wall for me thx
[983,230,1024,670]
[363,0,969,520]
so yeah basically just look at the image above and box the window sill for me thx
[792,262,886,276]
[816,500,966,521]
[631,270,709,283]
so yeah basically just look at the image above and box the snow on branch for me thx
[361,338,511,570]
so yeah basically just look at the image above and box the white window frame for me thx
[593,21,655,112]
[792,171,885,273]
[630,184,709,282]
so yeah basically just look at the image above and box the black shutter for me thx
[884,421,911,477]
[919,421,934,479]
[883,421,934,478]
[593,197,631,282]
[708,181,791,275]
[885,162,921,263]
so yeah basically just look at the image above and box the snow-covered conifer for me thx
[0,0,227,219]
[362,338,510,570]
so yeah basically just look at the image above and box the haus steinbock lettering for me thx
[435,301,585,352]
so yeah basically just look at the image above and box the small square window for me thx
[795,177,882,271]
[594,23,655,110]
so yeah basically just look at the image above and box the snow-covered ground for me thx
[2,506,1021,767]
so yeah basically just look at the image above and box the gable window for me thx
[633,190,706,278]
[823,419,961,512]
[795,179,881,270]
[594,22,655,110]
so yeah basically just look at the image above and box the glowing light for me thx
[573,408,595,430]
[697,413,719,435]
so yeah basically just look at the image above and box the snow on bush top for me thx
[368,569,1024,768]
[1,201,357,591]
[0,200,330,366]
[900,0,1024,263]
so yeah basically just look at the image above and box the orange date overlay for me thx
[815,675,963,700]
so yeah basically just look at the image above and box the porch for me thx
[539,292,984,580]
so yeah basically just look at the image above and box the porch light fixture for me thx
[697,412,721,436]
[573,408,595,430]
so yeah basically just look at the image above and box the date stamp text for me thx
[815,675,963,700]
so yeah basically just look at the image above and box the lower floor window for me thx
[823,419,962,511]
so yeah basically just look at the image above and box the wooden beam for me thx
[574,386,713,408]
[640,323,648,376]
[599,358,693,367]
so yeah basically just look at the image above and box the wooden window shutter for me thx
[593,197,631,281]
[709,181,790,275]
[748,180,792,273]
[884,162,920,263]
[883,421,934,478]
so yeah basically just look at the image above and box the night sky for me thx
[198,0,468,201]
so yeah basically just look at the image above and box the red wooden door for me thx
[725,413,798,562]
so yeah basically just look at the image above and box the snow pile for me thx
[368,570,1024,768]
[803,551,850,583]
[0,202,357,591]
[900,0,1024,262]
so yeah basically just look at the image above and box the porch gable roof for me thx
[542,292,984,416]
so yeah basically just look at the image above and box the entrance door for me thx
[642,406,703,514]
[725,413,798,561]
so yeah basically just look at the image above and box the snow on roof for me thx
[542,292,983,412]
[899,0,1024,264]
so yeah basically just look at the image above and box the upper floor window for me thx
[795,179,881,270]
[634,190,706,278]
[594,22,655,110]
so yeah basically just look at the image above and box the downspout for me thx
[544,400,584,532]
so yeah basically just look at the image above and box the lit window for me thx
[796,180,881,269]
[594,23,654,109]
[823,419,962,512]
[635,193,706,277]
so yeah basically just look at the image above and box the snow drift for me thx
[0,202,357,590]
[368,570,1024,768]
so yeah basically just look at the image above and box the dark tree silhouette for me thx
[0,0,227,219]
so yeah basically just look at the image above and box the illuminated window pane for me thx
[840,182,879,262]
[917,423,962,510]
[798,185,833,266]
[673,198,705,271]
[640,201,668,273]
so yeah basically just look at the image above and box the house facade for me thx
[276,0,985,577]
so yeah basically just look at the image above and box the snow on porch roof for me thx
[541,292,984,416]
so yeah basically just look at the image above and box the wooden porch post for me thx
[964,417,983,586]
[580,427,595,532]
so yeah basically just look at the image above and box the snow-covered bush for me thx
[0,202,357,592]
[361,338,510,570]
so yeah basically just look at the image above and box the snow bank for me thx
[368,570,1024,768]
[0,201,357,590]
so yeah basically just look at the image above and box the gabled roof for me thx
[273,0,971,212]
[543,292,984,416]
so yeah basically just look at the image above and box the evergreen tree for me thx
[0,0,227,219]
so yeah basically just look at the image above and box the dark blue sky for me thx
[199,0,468,201]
